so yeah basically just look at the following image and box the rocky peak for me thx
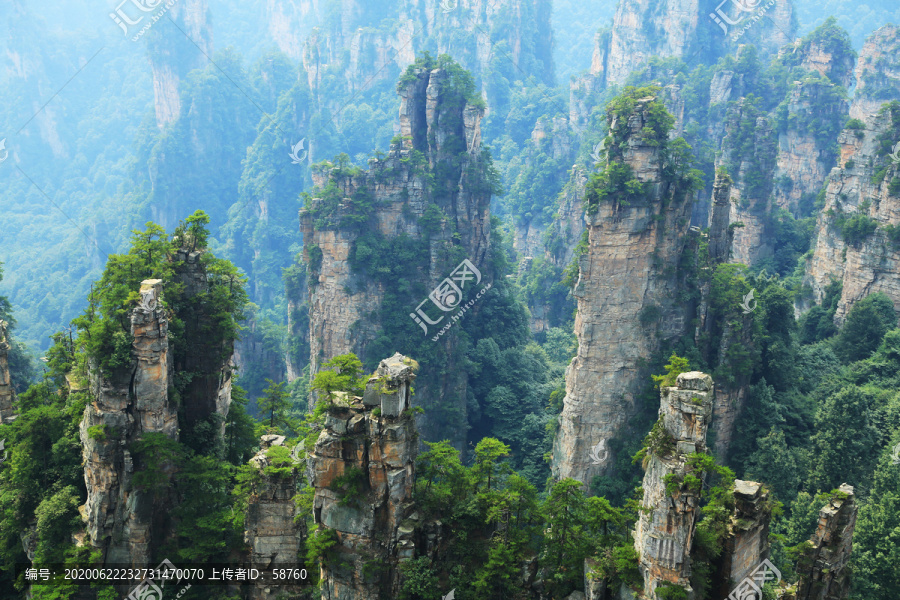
[0,320,15,424]
[307,353,420,599]
[398,66,484,165]
[299,63,493,446]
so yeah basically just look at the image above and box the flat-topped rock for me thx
[735,479,763,498]
[676,371,713,391]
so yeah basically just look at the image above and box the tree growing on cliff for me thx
[256,378,293,434]
[311,353,366,400]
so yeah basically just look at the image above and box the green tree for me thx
[834,292,898,362]
[540,478,590,597]
[808,386,879,492]
[311,353,366,399]
[652,352,691,388]
[256,379,292,433]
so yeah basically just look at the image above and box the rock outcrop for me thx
[245,435,308,600]
[79,279,178,565]
[307,353,420,600]
[300,64,493,445]
[633,372,714,597]
[793,485,858,600]
[803,105,900,324]
[0,321,16,424]
[552,95,696,486]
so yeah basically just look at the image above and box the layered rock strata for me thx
[79,280,178,565]
[803,107,900,324]
[552,96,696,486]
[300,66,493,445]
[307,353,419,600]
[633,372,714,597]
[794,484,858,600]
[245,434,308,600]
[0,321,15,424]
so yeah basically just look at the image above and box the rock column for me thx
[80,279,178,565]
[795,484,858,600]
[244,435,308,600]
[633,372,714,598]
[307,353,419,600]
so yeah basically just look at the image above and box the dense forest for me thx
[1,0,900,599]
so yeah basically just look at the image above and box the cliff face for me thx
[717,97,779,265]
[633,372,714,596]
[793,485,858,600]
[771,79,849,217]
[551,96,696,486]
[0,321,16,424]
[849,25,900,122]
[268,0,553,123]
[148,0,211,128]
[804,106,900,324]
[79,280,178,565]
[300,65,492,445]
[590,0,793,90]
[307,354,419,600]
